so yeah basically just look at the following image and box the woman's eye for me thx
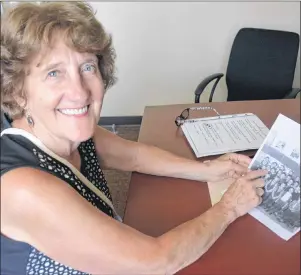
[47,70,59,78]
[82,64,96,73]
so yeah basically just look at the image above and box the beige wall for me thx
[90,2,300,116]
[4,2,299,116]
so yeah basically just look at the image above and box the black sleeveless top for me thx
[1,123,115,275]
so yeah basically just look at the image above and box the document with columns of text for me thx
[181,113,269,158]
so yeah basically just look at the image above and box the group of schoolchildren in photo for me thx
[255,156,300,231]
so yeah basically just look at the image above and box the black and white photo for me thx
[249,114,300,241]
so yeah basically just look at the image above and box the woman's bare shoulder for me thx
[0,167,161,274]
[1,167,90,242]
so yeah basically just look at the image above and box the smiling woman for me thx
[1,1,115,120]
[1,2,266,275]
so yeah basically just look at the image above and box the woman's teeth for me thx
[59,106,88,115]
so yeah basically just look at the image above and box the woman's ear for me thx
[14,95,26,109]
[13,79,29,110]
[13,91,28,111]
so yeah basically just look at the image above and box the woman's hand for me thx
[218,169,267,220]
[203,153,252,183]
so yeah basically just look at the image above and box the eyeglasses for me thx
[175,106,221,126]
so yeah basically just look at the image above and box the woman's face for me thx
[23,37,104,143]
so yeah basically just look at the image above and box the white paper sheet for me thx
[248,114,300,241]
[206,114,300,240]
[181,113,269,157]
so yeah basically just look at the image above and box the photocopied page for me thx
[207,114,300,241]
[181,113,269,158]
[248,114,300,241]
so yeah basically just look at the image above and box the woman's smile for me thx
[57,105,90,117]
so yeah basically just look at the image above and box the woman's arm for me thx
[93,126,207,179]
[1,168,265,274]
[93,126,249,182]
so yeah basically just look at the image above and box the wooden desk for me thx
[124,99,300,275]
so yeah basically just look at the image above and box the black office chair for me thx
[194,28,301,103]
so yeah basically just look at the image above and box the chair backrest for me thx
[226,28,299,101]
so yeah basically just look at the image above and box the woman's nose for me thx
[69,77,90,101]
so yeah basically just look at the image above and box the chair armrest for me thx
[283,88,301,99]
[194,73,224,103]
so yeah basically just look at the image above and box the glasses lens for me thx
[181,108,189,119]
[175,116,185,126]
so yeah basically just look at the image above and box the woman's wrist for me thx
[214,200,238,225]
[195,160,213,182]
[186,160,212,182]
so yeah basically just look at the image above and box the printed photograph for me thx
[250,151,300,233]
[290,149,300,160]
[275,140,286,151]
[249,114,300,240]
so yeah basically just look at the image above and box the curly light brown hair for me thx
[1,1,116,119]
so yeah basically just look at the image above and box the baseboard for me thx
[98,116,142,126]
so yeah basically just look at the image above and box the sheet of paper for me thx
[206,114,300,240]
[207,178,235,206]
[248,114,300,241]
[181,113,269,158]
